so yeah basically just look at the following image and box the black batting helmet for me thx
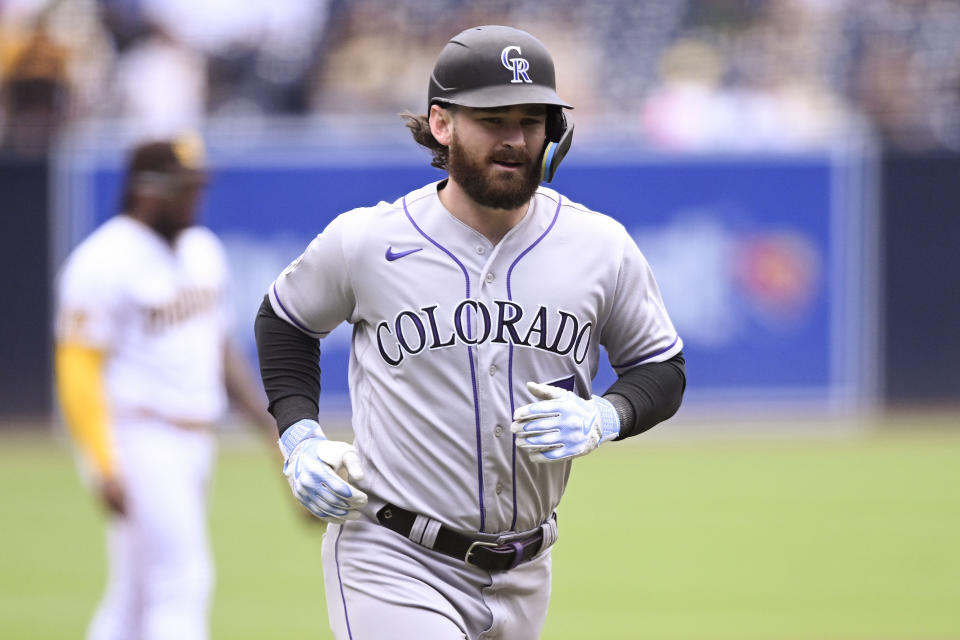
[428,25,575,182]
[428,25,572,111]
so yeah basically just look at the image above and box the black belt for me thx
[376,504,549,572]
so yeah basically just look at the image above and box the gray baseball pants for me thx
[322,518,553,639]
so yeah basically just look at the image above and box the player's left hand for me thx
[511,381,620,462]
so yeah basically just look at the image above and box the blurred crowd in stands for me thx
[2,0,959,157]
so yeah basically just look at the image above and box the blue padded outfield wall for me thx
[55,131,875,415]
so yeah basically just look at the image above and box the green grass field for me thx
[1,418,958,639]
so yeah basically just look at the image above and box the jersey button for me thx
[495,482,504,495]
[488,364,497,375]
[494,425,503,437]
[485,272,494,283]
[476,246,485,255]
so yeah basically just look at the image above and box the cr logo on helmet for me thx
[501,46,532,83]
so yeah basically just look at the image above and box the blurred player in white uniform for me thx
[55,136,275,640]
[256,26,687,640]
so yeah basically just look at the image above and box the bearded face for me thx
[447,130,542,210]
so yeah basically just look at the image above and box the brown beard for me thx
[448,134,541,210]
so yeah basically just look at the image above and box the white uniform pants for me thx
[322,518,552,640]
[87,419,216,640]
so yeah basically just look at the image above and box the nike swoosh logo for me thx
[385,246,422,261]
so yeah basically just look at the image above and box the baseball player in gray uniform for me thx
[255,25,686,640]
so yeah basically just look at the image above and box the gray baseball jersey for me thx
[269,181,682,534]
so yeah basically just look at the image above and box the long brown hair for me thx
[401,108,453,171]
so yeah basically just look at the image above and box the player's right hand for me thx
[279,419,367,524]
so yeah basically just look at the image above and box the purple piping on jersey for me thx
[402,196,486,532]
[334,525,355,639]
[271,283,316,335]
[611,334,681,370]
[505,195,562,530]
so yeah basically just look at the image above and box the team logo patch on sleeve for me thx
[58,309,90,342]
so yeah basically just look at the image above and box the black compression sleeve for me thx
[603,352,686,439]
[254,295,321,435]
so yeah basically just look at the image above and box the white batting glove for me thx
[279,419,368,523]
[511,381,620,462]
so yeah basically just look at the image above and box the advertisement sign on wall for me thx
[55,132,875,415]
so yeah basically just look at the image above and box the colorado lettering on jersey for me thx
[143,287,221,333]
[375,299,593,366]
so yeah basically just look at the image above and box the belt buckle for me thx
[464,540,498,569]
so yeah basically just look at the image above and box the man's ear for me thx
[429,104,453,146]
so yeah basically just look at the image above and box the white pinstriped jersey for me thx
[56,216,231,424]
[270,182,682,534]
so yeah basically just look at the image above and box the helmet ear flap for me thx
[545,107,566,143]
[540,111,574,183]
